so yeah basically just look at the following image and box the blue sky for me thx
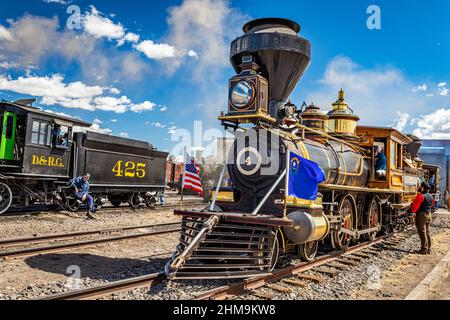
[0,0,449,155]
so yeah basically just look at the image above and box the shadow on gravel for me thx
[24,253,168,283]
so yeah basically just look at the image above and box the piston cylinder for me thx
[283,211,329,244]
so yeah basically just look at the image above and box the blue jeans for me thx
[75,192,95,211]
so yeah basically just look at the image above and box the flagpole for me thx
[180,147,186,211]
[283,150,289,220]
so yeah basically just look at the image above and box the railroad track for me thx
[193,229,415,300]
[39,272,166,300]
[35,227,414,301]
[0,222,181,259]
[0,200,204,220]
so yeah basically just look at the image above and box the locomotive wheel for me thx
[145,197,156,209]
[128,193,142,209]
[297,241,318,262]
[332,195,355,250]
[65,198,80,212]
[110,198,122,207]
[364,197,381,241]
[0,182,13,215]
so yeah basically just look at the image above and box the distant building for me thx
[418,139,450,192]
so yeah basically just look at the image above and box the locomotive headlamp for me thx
[230,80,255,109]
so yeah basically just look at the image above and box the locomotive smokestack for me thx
[230,18,311,119]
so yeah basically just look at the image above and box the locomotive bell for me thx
[326,89,360,138]
[227,18,311,122]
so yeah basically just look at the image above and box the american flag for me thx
[183,152,203,195]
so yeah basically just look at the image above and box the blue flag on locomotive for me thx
[287,151,326,201]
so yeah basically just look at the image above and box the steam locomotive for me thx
[167,18,437,280]
[0,99,168,214]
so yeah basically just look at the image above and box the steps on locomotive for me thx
[169,217,276,280]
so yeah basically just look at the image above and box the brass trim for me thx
[218,113,276,123]
[320,183,404,194]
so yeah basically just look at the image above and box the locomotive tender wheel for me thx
[332,195,355,250]
[65,198,80,212]
[0,182,13,215]
[128,193,142,209]
[364,197,381,241]
[297,241,318,262]
[110,197,122,207]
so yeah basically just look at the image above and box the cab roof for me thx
[0,100,91,127]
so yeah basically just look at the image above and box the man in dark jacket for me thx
[410,182,434,254]
[69,173,96,219]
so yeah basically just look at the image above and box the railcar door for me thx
[0,112,17,161]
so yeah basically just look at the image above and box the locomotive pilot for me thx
[409,182,434,254]
[69,173,96,219]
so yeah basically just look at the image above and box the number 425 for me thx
[112,161,146,178]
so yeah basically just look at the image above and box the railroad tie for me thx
[296,274,324,283]
[325,263,346,271]
[337,258,357,266]
[366,247,383,252]
[351,252,372,259]
[343,255,363,262]
[281,278,308,287]
[265,283,293,294]
[250,290,274,300]
[313,268,340,278]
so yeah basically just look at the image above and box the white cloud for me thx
[188,49,198,59]
[92,95,130,113]
[166,0,246,75]
[117,32,140,46]
[0,14,151,84]
[159,106,168,112]
[83,6,125,40]
[119,132,129,138]
[305,56,435,127]
[110,119,118,123]
[93,118,102,124]
[0,61,18,69]
[438,82,447,87]
[0,25,14,41]
[0,74,159,114]
[134,40,176,60]
[74,123,113,135]
[393,111,410,132]
[151,122,166,128]
[43,0,68,4]
[412,83,427,92]
[412,109,450,139]
[130,101,156,113]
[438,86,449,96]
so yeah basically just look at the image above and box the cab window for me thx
[31,120,50,146]
[390,141,396,169]
[52,125,70,148]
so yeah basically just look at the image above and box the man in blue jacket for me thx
[69,173,96,219]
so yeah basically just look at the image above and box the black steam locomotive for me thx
[0,99,168,214]
[167,18,437,280]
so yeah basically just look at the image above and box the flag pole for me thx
[180,147,186,211]
[283,150,289,220]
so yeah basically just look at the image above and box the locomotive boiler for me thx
[167,18,435,280]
